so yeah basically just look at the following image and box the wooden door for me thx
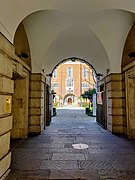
[125,68,135,138]
[68,98,72,105]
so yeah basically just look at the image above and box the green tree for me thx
[81,88,96,109]
[81,88,96,100]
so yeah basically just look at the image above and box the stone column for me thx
[105,73,126,133]
[0,34,14,178]
[11,74,29,139]
[29,73,46,134]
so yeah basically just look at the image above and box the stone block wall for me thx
[11,75,29,139]
[29,73,46,134]
[0,34,14,178]
[0,33,30,178]
[105,73,126,133]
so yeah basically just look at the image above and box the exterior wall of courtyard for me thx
[51,61,96,107]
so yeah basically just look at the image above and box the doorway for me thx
[125,71,135,139]
[68,97,72,105]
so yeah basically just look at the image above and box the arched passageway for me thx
[1,1,135,179]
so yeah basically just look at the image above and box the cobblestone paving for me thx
[6,108,135,179]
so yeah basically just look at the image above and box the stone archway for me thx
[51,57,98,76]
[11,23,31,139]
[64,94,77,106]
[14,22,31,67]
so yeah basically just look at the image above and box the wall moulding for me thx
[0,33,31,72]
[13,61,29,78]
[0,50,30,73]
[104,73,123,84]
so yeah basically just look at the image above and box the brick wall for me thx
[51,62,95,105]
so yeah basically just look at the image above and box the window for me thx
[52,69,57,78]
[81,83,89,88]
[67,67,72,78]
[83,68,87,78]
[66,79,73,87]
[51,83,58,89]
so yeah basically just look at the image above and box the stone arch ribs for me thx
[39,22,110,76]
[1,8,133,76]
[1,0,135,42]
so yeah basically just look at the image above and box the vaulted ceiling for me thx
[0,0,135,76]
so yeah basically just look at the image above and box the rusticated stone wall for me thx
[0,33,30,178]
[11,75,29,139]
[0,34,14,178]
[29,73,46,134]
[105,74,126,133]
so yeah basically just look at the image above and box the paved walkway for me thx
[7,108,135,179]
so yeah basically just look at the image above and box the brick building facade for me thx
[51,61,96,106]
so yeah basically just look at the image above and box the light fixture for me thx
[70,57,76,62]
[106,69,110,75]
[46,73,52,77]
[97,73,103,77]
[18,52,29,59]
[128,52,135,58]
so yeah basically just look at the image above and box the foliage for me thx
[59,95,62,99]
[82,103,89,108]
[81,88,96,100]
[78,96,83,101]
[53,102,59,108]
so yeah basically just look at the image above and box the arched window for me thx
[67,67,72,78]
[83,68,87,78]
